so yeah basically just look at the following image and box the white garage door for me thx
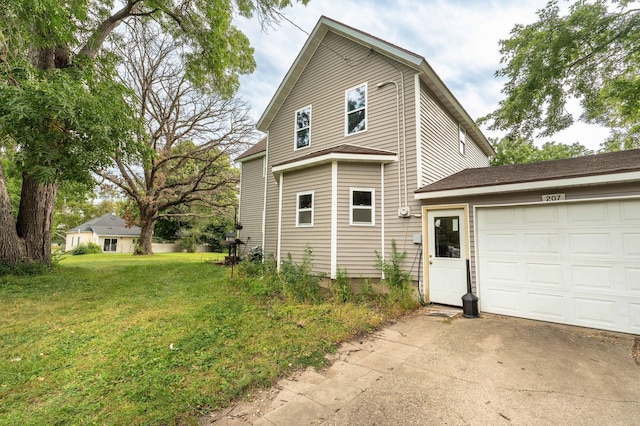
[477,199,640,335]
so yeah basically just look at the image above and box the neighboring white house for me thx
[65,213,141,253]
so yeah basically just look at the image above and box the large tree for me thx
[0,0,307,266]
[98,22,248,254]
[482,0,640,151]
[490,137,593,166]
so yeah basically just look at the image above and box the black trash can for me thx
[462,291,479,318]
[461,259,479,318]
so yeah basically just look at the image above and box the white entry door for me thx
[427,208,467,306]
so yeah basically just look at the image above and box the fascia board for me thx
[414,171,640,200]
[235,152,266,163]
[272,153,397,174]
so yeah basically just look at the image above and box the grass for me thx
[0,253,389,425]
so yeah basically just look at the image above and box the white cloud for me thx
[236,0,608,151]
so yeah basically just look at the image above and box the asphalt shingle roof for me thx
[416,149,640,194]
[67,213,141,236]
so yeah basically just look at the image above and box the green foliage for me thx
[280,246,325,303]
[331,266,353,303]
[482,0,640,149]
[0,61,140,185]
[70,242,102,255]
[490,136,593,166]
[0,253,386,424]
[375,239,412,290]
[0,261,50,276]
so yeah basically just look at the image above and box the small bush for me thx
[71,243,102,255]
[375,239,411,290]
[280,246,324,303]
[235,255,280,297]
[331,266,353,303]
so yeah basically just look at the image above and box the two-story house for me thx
[238,16,493,298]
[238,16,640,335]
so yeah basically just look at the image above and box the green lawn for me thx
[0,253,388,425]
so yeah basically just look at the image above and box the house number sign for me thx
[541,193,565,202]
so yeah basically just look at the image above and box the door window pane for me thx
[434,216,460,258]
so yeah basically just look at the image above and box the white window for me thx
[459,125,466,155]
[345,83,367,135]
[350,188,374,225]
[295,106,311,150]
[296,191,314,227]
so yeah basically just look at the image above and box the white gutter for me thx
[414,171,640,200]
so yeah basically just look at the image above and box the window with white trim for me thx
[350,188,374,225]
[296,191,314,226]
[459,125,466,155]
[345,83,367,135]
[295,106,311,149]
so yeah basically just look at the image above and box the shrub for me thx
[375,239,411,290]
[71,243,102,255]
[331,266,352,303]
[280,246,324,303]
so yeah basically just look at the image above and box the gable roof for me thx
[67,213,141,237]
[256,16,494,157]
[236,138,267,162]
[415,149,640,199]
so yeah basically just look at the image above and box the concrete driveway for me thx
[206,307,640,425]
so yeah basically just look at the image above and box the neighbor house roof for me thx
[236,138,267,162]
[256,16,494,157]
[272,144,397,174]
[415,149,640,199]
[67,213,141,237]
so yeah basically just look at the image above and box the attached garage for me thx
[416,149,640,335]
[477,199,640,334]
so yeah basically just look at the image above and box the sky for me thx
[235,0,610,151]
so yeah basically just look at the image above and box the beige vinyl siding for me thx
[419,83,488,187]
[336,163,383,276]
[280,164,332,274]
[238,156,265,248]
[267,31,415,167]
[264,171,279,257]
[265,31,425,279]
[422,181,640,293]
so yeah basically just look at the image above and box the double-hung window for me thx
[295,106,311,150]
[350,188,374,225]
[459,125,466,155]
[345,83,367,135]
[296,191,314,227]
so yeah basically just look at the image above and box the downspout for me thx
[376,80,401,212]
[378,55,408,210]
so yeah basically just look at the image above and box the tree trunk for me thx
[138,205,157,255]
[16,173,58,265]
[0,164,26,265]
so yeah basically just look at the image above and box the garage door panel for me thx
[574,298,617,326]
[524,233,560,254]
[622,233,640,256]
[528,293,564,318]
[630,304,640,331]
[482,288,520,313]
[524,205,558,223]
[526,263,563,286]
[484,261,519,283]
[569,233,611,256]
[478,200,640,335]
[568,202,608,222]
[571,265,614,290]
[621,199,640,222]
